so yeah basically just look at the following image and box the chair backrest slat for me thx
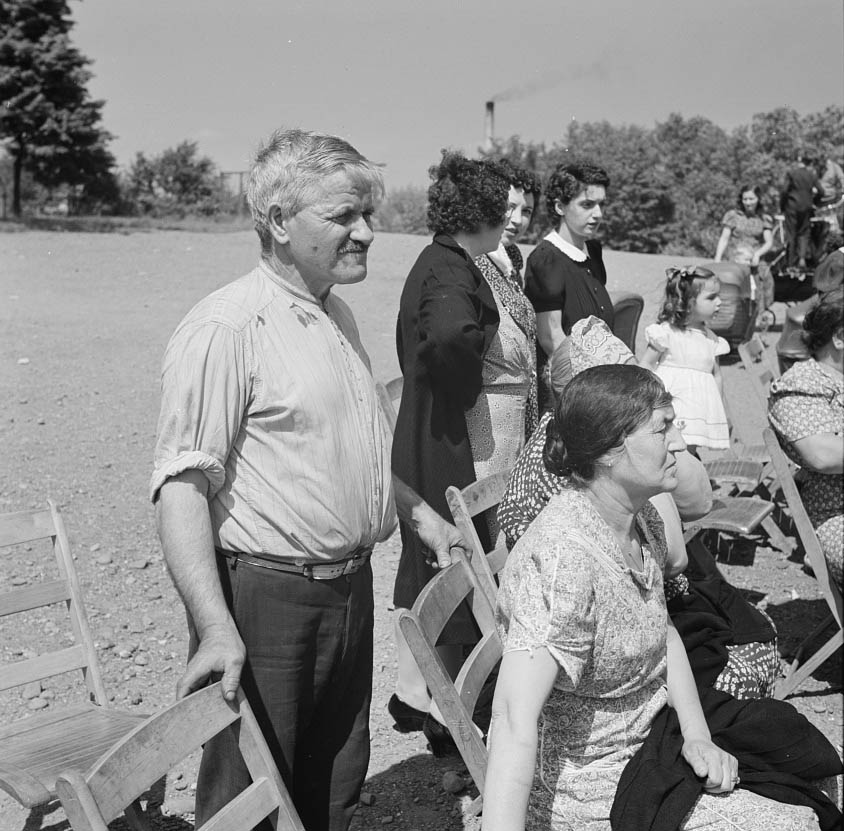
[397,559,499,793]
[0,502,108,704]
[56,683,306,831]
[195,779,279,831]
[763,429,843,628]
[0,579,70,617]
[0,646,88,693]
[446,469,513,607]
[0,509,56,547]
[413,561,479,644]
[85,684,240,823]
[454,630,502,715]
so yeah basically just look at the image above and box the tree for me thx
[0,0,115,216]
[126,141,233,217]
[564,121,675,253]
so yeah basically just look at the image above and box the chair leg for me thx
[467,794,484,817]
[789,614,836,667]
[775,629,844,699]
[760,516,797,555]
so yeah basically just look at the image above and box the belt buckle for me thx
[341,556,358,577]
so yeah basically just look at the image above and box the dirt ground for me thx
[1,229,841,830]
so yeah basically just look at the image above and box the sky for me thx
[71,0,844,189]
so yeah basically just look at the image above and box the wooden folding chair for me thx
[683,493,794,556]
[56,682,305,831]
[738,335,779,412]
[375,375,402,434]
[610,291,644,352]
[0,502,148,812]
[445,469,513,608]
[397,559,500,816]
[762,429,843,699]
[704,376,776,493]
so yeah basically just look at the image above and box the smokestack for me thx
[484,101,495,152]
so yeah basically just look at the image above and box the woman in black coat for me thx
[389,151,519,749]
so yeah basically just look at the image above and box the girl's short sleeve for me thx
[722,209,739,231]
[500,531,597,690]
[714,334,730,357]
[761,213,774,231]
[645,322,669,353]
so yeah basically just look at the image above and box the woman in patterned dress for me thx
[714,184,776,315]
[768,286,844,589]
[483,365,831,831]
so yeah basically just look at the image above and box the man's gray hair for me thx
[247,128,384,255]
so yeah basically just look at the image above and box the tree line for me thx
[379,106,843,257]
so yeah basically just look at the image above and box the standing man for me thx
[780,149,824,272]
[151,128,464,831]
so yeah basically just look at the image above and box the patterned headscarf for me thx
[550,316,634,398]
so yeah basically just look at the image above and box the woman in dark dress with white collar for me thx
[524,160,613,410]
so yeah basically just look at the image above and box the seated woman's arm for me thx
[790,433,844,474]
[666,619,738,793]
[482,647,559,831]
[670,450,713,520]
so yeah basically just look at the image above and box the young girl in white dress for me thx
[641,266,730,454]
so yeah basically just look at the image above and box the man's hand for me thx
[176,622,246,702]
[392,475,470,569]
[682,738,740,793]
[416,508,470,570]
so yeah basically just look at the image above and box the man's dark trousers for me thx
[194,556,374,831]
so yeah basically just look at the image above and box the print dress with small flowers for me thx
[494,488,821,830]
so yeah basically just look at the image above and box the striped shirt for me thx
[150,261,396,562]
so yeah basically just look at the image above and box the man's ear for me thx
[268,205,290,245]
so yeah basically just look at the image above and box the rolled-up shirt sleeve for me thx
[150,319,252,503]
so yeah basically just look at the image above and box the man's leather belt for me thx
[217,547,372,581]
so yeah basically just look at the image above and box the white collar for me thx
[545,230,588,262]
[487,243,514,275]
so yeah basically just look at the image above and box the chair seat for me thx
[0,703,147,807]
[704,459,764,490]
[692,497,774,536]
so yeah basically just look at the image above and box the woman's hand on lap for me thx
[682,738,740,793]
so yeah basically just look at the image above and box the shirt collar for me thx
[545,230,587,262]
[257,259,327,308]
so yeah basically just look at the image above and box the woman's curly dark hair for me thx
[543,365,672,487]
[495,159,541,200]
[802,285,844,355]
[736,184,765,216]
[657,265,717,329]
[544,160,610,220]
[426,150,509,235]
